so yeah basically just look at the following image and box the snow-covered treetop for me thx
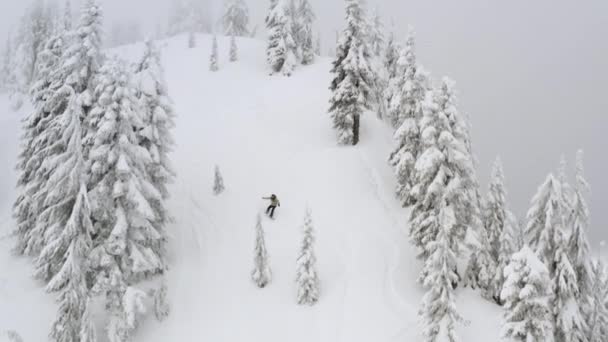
[222,0,250,37]
[60,0,103,92]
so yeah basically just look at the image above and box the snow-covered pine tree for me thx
[286,0,302,61]
[315,33,321,56]
[188,31,196,48]
[87,59,163,341]
[167,1,188,36]
[13,0,54,91]
[229,35,238,62]
[387,27,428,129]
[567,150,592,309]
[409,78,477,262]
[484,158,509,261]
[384,30,399,77]
[210,35,219,71]
[525,172,567,267]
[297,0,315,65]
[501,246,553,342]
[552,228,586,342]
[13,0,103,257]
[491,211,517,304]
[252,214,271,288]
[588,259,608,342]
[63,0,72,31]
[222,0,250,37]
[167,0,210,37]
[153,281,170,322]
[383,31,400,109]
[387,28,429,207]
[12,33,66,259]
[0,35,12,92]
[33,94,97,342]
[213,165,225,195]
[558,155,574,217]
[133,40,176,264]
[296,209,319,305]
[484,157,516,303]
[134,39,176,195]
[328,0,373,145]
[462,223,495,299]
[368,8,385,57]
[419,201,463,342]
[266,0,297,76]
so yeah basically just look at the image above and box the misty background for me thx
[0,0,606,246]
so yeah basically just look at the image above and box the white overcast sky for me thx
[1,0,607,245]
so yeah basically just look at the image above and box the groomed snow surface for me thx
[0,34,501,342]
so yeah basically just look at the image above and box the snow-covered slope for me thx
[0,34,501,342]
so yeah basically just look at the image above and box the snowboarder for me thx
[262,194,281,219]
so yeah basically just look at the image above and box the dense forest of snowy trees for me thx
[8,1,176,341]
[1,1,606,342]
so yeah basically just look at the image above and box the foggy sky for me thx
[1,0,606,247]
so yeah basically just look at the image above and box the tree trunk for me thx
[352,113,360,145]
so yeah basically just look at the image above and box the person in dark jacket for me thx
[262,194,280,218]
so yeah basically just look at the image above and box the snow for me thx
[0,34,503,341]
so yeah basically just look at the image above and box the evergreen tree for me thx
[222,0,250,37]
[167,0,211,36]
[463,224,496,299]
[368,8,385,56]
[14,0,103,256]
[485,157,516,303]
[296,209,319,305]
[328,0,373,145]
[567,150,592,307]
[501,246,553,342]
[229,35,238,62]
[134,40,176,196]
[491,211,517,303]
[167,1,189,36]
[383,31,400,110]
[588,259,608,342]
[315,33,321,56]
[13,0,54,91]
[213,165,225,195]
[133,39,176,261]
[13,33,66,259]
[210,35,219,72]
[384,31,399,77]
[266,0,297,76]
[252,215,271,288]
[525,172,567,267]
[153,281,170,322]
[387,27,428,129]
[286,0,302,61]
[558,155,575,216]
[87,59,163,341]
[419,201,463,342]
[63,0,72,31]
[34,95,97,342]
[409,78,477,261]
[0,35,12,92]
[297,0,315,65]
[552,228,587,342]
[388,27,429,206]
[188,31,196,48]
